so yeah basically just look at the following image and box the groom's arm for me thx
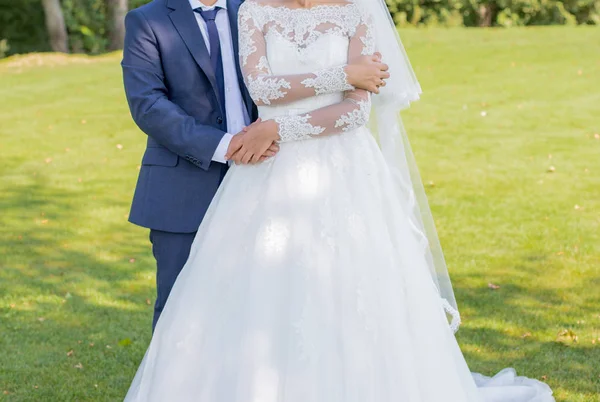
[121,9,226,170]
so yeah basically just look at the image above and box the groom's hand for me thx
[226,119,280,165]
[345,53,390,94]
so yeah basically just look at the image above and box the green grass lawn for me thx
[1,26,599,401]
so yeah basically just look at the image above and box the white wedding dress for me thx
[124,2,554,401]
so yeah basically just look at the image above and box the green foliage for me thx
[0,0,147,56]
[61,0,109,53]
[385,0,600,27]
[0,0,49,54]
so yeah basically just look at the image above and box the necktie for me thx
[195,7,227,128]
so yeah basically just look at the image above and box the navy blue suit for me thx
[122,0,257,329]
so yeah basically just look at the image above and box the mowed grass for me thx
[1,27,599,401]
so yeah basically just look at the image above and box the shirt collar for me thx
[189,0,228,11]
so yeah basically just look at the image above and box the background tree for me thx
[41,0,68,53]
[107,0,127,50]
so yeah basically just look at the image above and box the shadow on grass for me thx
[453,261,600,397]
[0,173,153,400]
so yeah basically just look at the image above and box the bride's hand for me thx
[226,120,280,165]
[345,54,390,94]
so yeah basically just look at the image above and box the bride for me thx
[124,0,555,400]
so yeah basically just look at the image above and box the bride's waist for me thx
[258,93,343,120]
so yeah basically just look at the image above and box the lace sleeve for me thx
[273,11,376,143]
[238,3,355,106]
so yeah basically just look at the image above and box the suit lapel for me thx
[167,0,220,104]
[227,0,255,119]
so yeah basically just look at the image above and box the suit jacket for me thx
[122,0,257,233]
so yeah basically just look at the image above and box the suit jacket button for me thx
[216,117,223,124]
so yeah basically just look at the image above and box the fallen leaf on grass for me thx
[67,350,74,357]
[547,166,555,173]
[45,158,52,164]
[116,144,123,150]
[488,283,500,290]
[556,329,578,343]
[118,338,132,347]
[74,363,83,369]
[521,332,532,339]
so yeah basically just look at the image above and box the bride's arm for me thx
[227,6,378,164]
[272,13,376,142]
[238,3,384,107]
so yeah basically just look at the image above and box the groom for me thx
[122,0,390,330]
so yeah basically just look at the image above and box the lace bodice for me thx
[238,1,375,142]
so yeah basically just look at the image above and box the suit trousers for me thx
[149,229,197,331]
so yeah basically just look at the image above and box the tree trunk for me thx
[477,3,495,27]
[41,0,69,53]
[107,0,128,50]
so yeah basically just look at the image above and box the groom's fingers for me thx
[268,143,280,153]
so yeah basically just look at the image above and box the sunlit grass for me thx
[1,27,599,401]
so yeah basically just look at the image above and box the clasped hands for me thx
[225,53,390,165]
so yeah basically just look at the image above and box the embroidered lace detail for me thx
[301,66,354,95]
[275,114,326,142]
[360,23,376,55]
[335,98,371,131]
[242,2,362,50]
[256,56,271,73]
[239,9,258,66]
[240,1,374,138]
[246,75,292,105]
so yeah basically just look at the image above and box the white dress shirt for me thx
[189,0,250,164]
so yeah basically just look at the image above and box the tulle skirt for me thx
[124,128,554,402]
